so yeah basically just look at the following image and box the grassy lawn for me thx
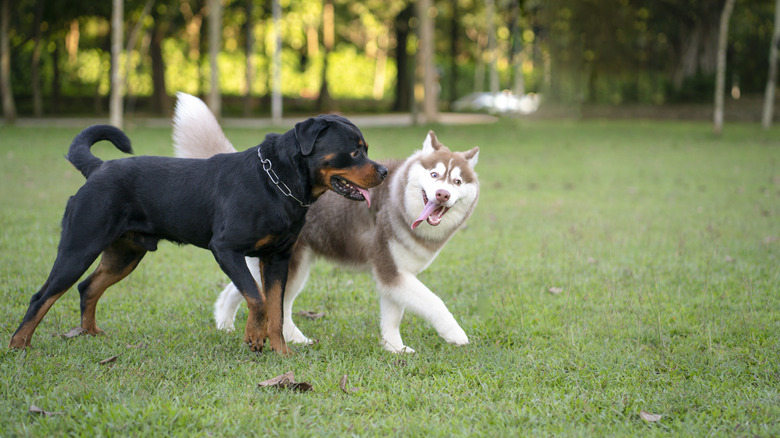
[1,118,778,436]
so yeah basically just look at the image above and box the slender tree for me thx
[416,0,437,123]
[317,0,334,112]
[392,4,413,112]
[0,0,16,123]
[271,0,282,124]
[124,0,154,107]
[31,0,44,117]
[110,0,123,128]
[762,0,780,129]
[243,0,254,117]
[714,0,736,135]
[208,0,222,118]
[486,0,498,94]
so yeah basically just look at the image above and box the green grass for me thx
[1,119,778,436]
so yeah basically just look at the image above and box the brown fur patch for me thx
[253,235,277,251]
[9,290,69,348]
[78,238,147,334]
[419,146,478,185]
[243,294,268,352]
[263,279,290,356]
[318,162,385,191]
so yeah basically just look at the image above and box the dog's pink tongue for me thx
[411,200,438,230]
[358,186,371,208]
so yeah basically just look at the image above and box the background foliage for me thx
[3,0,778,116]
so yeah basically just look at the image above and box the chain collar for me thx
[257,147,311,208]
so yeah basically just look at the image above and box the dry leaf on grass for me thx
[640,410,662,422]
[56,327,86,339]
[339,375,359,394]
[29,404,63,417]
[258,371,312,392]
[295,311,325,320]
[548,287,563,295]
[99,355,119,366]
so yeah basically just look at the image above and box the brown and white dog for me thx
[173,93,480,353]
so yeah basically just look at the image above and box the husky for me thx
[172,93,480,353]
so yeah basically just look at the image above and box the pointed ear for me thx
[422,130,442,153]
[463,147,479,168]
[294,117,327,155]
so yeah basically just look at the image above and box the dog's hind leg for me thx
[214,281,246,332]
[9,245,104,349]
[77,235,148,335]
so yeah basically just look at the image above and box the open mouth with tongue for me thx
[411,190,451,230]
[331,175,372,207]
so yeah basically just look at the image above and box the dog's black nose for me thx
[377,164,388,181]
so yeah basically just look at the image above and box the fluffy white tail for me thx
[172,92,237,158]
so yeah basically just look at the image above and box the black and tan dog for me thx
[8,117,387,354]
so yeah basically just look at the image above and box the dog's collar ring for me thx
[257,147,311,208]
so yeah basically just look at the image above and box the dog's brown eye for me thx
[430,172,438,178]
[351,150,360,158]
[454,178,462,186]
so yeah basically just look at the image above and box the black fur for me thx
[9,117,387,353]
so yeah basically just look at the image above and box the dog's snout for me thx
[436,189,450,203]
[376,164,388,181]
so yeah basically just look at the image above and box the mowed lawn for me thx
[0,118,778,436]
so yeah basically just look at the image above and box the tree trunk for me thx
[713,0,736,135]
[150,20,168,114]
[317,0,334,112]
[110,0,123,128]
[51,41,61,113]
[372,32,388,100]
[416,0,437,123]
[208,0,222,118]
[486,0,499,94]
[0,0,16,123]
[392,4,412,112]
[448,0,459,107]
[762,0,780,129]
[124,0,154,102]
[271,0,282,123]
[31,0,43,117]
[243,0,254,117]
[672,2,721,92]
[510,0,524,97]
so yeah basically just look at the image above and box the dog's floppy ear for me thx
[294,117,328,156]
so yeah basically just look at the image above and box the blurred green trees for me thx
[1,0,776,116]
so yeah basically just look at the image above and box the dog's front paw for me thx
[441,325,469,346]
[284,326,314,345]
[244,322,267,353]
[382,340,416,354]
[267,335,292,357]
[244,336,265,353]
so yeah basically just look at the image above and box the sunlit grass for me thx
[1,119,778,436]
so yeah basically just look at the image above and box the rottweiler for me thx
[8,116,387,354]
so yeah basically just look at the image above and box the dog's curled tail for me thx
[66,125,133,179]
[172,92,237,158]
